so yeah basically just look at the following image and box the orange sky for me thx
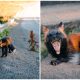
[0,2,22,17]
[0,1,40,18]
[0,0,39,1]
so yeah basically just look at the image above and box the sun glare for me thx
[0,1,40,19]
[14,1,40,18]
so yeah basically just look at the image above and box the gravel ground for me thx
[0,20,39,79]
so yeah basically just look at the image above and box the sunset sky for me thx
[0,1,40,19]
[0,0,39,1]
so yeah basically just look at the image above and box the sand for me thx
[41,54,80,79]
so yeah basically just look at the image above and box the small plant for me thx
[0,32,3,40]
[41,40,48,59]
[2,28,10,36]
[0,28,10,39]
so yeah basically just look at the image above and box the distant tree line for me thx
[41,1,80,6]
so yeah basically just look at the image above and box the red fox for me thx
[0,37,13,47]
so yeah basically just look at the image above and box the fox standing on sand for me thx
[29,30,35,51]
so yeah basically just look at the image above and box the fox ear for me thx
[42,26,49,33]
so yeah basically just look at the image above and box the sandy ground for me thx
[41,54,80,79]
[41,3,80,79]
[0,20,39,79]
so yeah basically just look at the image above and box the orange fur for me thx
[68,33,80,53]
[29,31,35,50]
[0,37,13,47]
